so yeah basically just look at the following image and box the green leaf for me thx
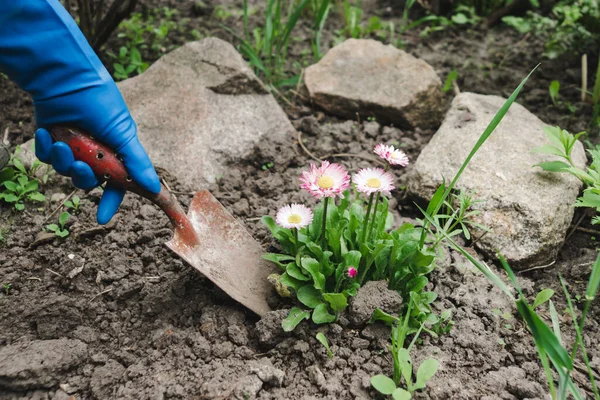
[22,180,38,193]
[370,375,396,395]
[397,348,413,384]
[534,161,570,172]
[392,388,411,400]
[414,358,439,390]
[0,167,14,183]
[323,293,348,313]
[549,80,560,105]
[12,158,26,174]
[280,272,304,291]
[370,308,400,326]
[15,203,24,211]
[533,289,555,308]
[46,224,59,231]
[451,13,468,24]
[3,181,17,192]
[316,332,333,358]
[59,212,70,227]
[2,194,18,203]
[406,276,428,293]
[297,285,322,308]
[442,69,458,93]
[312,303,336,324]
[56,229,69,238]
[286,262,310,281]
[301,257,326,290]
[28,192,45,202]
[281,307,311,332]
[263,253,295,269]
[586,251,600,301]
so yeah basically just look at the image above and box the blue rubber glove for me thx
[0,1,160,224]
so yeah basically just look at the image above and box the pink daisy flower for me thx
[374,143,409,167]
[353,168,395,196]
[300,161,350,200]
[347,266,357,278]
[276,204,314,229]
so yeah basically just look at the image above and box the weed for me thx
[2,283,11,295]
[370,297,439,399]
[224,0,309,89]
[503,0,600,59]
[108,7,184,81]
[64,195,82,214]
[316,332,333,358]
[0,148,46,211]
[46,212,71,238]
[442,70,458,93]
[261,162,275,171]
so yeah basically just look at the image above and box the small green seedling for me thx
[442,69,458,93]
[0,174,45,210]
[371,351,438,399]
[549,80,560,106]
[64,195,81,214]
[316,332,333,358]
[2,283,11,295]
[46,212,71,238]
[261,162,274,171]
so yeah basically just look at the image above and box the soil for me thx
[1,1,600,399]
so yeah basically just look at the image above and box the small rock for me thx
[306,365,326,387]
[90,360,126,399]
[0,339,87,390]
[212,341,234,358]
[256,309,289,346]
[363,121,380,138]
[305,39,443,129]
[227,324,249,346]
[348,280,402,326]
[50,192,67,206]
[251,363,285,387]
[233,375,263,399]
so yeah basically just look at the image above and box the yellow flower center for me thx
[317,175,334,189]
[367,178,382,188]
[390,152,398,158]
[287,214,302,224]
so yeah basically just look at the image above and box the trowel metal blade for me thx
[165,190,276,316]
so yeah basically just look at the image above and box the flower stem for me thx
[321,197,329,249]
[293,228,299,255]
[360,193,374,245]
[366,192,381,242]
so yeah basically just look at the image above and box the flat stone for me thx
[119,37,295,189]
[408,92,586,267]
[305,39,443,129]
[0,339,88,390]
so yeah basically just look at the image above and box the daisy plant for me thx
[263,145,442,331]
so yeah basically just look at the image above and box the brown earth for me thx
[1,1,599,399]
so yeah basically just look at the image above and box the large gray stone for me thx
[0,339,88,390]
[119,37,295,189]
[408,92,586,267]
[305,39,443,129]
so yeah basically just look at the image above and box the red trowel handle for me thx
[49,126,192,233]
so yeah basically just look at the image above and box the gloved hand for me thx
[0,1,160,224]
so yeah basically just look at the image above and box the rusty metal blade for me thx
[165,190,276,316]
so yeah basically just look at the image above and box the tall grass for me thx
[224,0,309,88]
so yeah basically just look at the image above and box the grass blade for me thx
[416,204,512,296]
[279,0,309,54]
[560,275,599,399]
[548,300,562,346]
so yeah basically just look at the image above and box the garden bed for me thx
[1,1,599,399]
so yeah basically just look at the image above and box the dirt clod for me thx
[348,280,403,326]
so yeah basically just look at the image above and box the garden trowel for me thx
[50,126,276,316]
